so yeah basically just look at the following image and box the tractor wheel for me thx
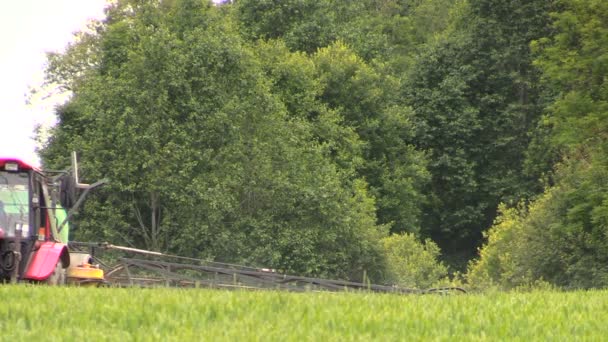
[46,262,66,286]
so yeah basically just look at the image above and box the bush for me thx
[467,151,608,290]
[381,233,448,289]
[466,204,539,290]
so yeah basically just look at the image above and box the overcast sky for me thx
[0,0,107,166]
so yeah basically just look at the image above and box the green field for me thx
[1,286,606,341]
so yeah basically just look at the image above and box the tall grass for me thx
[0,286,606,341]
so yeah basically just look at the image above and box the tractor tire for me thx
[46,262,66,286]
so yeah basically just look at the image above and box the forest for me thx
[39,0,608,289]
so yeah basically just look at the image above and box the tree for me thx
[40,0,389,281]
[313,42,429,234]
[404,0,558,263]
[235,0,337,53]
[468,0,608,289]
[531,0,608,151]
[251,38,430,236]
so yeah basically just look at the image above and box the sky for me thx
[0,0,108,166]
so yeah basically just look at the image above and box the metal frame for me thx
[70,242,465,294]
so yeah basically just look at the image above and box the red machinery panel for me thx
[23,242,68,281]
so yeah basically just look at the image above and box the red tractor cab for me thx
[0,158,69,284]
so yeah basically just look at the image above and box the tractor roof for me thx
[0,158,37,171]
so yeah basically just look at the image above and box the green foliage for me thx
[235,0,337,53]
[252,38,430,235]
[531,0,608,150]
[3,286,608,340]
[41,0,388,282]
[469,0,608,290]
[405,0,558,259]
[252,40,365,174]
[467,204,540,290]
[38,0,608,289]
[468,151,608,289]
[313,42,429,233]
[381,233,448,288]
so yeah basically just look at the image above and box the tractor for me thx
[0,156,105,285]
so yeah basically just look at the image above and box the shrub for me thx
[467,151,608,290]
[381,233,448,289]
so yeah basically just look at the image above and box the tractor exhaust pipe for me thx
[57,153,108,235]
[72,151,89,189]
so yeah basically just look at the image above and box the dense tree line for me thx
[469,0,608,289]
[39,0,608,288]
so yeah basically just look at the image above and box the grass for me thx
[0,286,606,341]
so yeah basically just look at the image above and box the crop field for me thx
[1,286,606,341]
